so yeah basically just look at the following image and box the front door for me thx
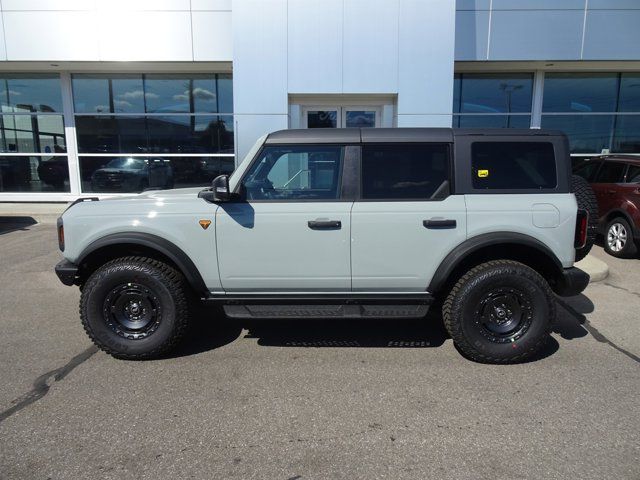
[302,106,381,129]
[350,143,467,292]
[216,144,352,292]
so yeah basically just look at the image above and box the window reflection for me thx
[0,155,69,192]
[72,74,233,114]
[75,115,234,154]
[0,114,66,153]
[79,156,234,193]
[455,114,531,128]
[453,73,533,114]
[0,75,62,113]
[543,73,618,113]
[541,114,614,153]
[345,111,376,128]
[307,111,337,128]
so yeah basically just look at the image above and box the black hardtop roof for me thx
[265,128,566,144]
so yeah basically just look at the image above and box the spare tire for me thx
[572,174,598,262]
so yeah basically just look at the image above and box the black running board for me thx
[223,304,430,319]
[204,292,434,305]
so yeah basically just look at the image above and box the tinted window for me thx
[0,75,62,112]
[626,165,640,183]
[543,73,618,112]
[471,142,557,190]
[593,162,626,183]
[361,144,450,200]
[573,160,602,182]
[242,145,343,200]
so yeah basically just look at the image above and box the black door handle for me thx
[308,220,342,230]
[423,219,457,229]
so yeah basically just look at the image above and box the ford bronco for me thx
[55,128,593,363]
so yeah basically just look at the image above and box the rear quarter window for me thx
[471,142,557,190]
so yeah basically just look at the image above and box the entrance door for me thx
[302,106,381,129]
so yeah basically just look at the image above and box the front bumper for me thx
[554,267,590,297]
[55,260,78,286]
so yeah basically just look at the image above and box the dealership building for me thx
[0,0,639,202]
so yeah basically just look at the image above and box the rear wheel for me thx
[572,174,598,262]
[80,256,191,360]
[604,217,637,258]
[442,260,554,364]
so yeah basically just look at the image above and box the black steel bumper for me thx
[55,260,78,286]
[554,267,590,297]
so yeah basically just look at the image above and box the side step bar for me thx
[204,292,434,305]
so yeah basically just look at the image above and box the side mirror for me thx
[199,174,231,203]
[212,174,231,202]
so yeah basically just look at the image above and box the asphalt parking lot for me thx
[0,220,638,480]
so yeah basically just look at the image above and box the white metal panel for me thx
[234,114,288,164]
[192,11,233,61]
[232,0,287,114]
[342,0,398,93]
[3,11,100,61]
[287,0,342,94]
[398,0,456,115]
[397,114,452,128]
[0,14,6,61]
[97,11,193,61]
[192,0,232,10]
[95,0,190,10]
[1,0,95,9]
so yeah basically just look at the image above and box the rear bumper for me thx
[55,260,78,286]
[554,267,590,297]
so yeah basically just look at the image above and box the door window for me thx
[573,160,602,182]
[306,110,338,128]
[303,106,380,128]
[593,161,626,183]
[626,164,640,183]
[242,145,344,200]
[361,144,450,200]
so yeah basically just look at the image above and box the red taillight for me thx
[57,218,65,251]
[575,209,588,249]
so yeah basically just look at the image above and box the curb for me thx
[576,254,609,283]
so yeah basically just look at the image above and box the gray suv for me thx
[55,128,592,363]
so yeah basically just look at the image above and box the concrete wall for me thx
[232,0,456,159]
[0,0,233,62]
[455,0,640,61]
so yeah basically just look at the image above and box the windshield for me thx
[229,134,268,191]
[105,158,146,170]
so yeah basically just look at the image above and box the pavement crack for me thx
[0,346,98,424]
[556,300,640,365]
[581,319,640,364]
[602,281,640,299]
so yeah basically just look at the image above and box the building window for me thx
[72,74,234,193]
[0,75,69,192]
[453,73,533,128]
[541,72,640,154]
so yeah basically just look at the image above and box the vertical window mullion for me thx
[60,72,81,196]
[531,70,544,129]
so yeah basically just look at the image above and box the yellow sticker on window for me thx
[478,169,489,178]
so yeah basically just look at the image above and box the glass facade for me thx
[453,73,533,128]
[0,75,69,192]
[72,74,234,193]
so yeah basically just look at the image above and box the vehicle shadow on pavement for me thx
[243,309,448,349]
[0,216,37,235]
[553,294,593,341]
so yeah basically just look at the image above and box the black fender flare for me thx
[427,232,564,294]
[76,232,208,296]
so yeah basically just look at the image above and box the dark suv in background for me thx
[574,155,640,258]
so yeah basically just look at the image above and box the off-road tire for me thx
[80,256,191,360]
[442,260,555,364]
[604,217,637,258]
[572,174,598,262]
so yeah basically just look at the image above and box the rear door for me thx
[591,161,628,218]
[350,143,467,292]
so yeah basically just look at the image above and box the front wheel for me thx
[442,260,554,364]
[80,256,191,360]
